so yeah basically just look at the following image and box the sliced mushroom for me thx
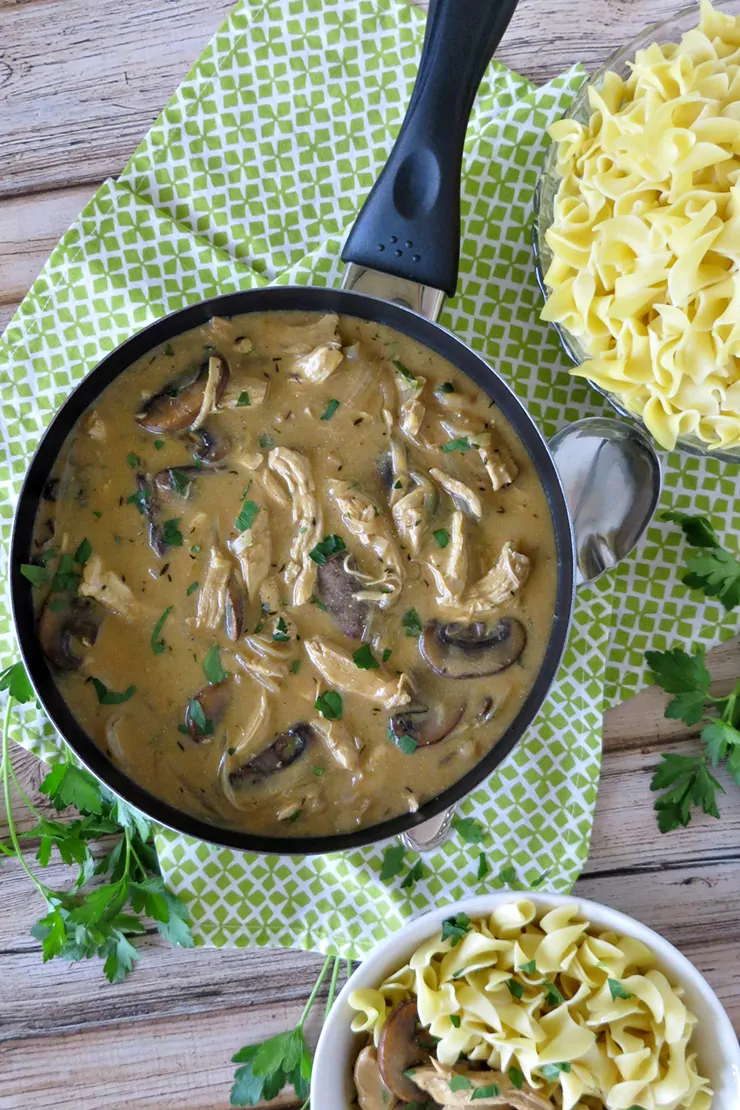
[38,595,102,671]
[230,723,312,785]
[136,355,229,433]
[377,1000,428,1102]
[353,1046,399,1110]
[419,618,526,679]
[43,478,60,502]
[153,465,223,500]
[133,472,167,557]
[316,553,370,640]
[182,425,231,463]
[224,575,246,641]
[411,1062,552,1108]
[185,681,230,742]
[389,703,465,747]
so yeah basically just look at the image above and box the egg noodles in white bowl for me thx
[311,893,740,1110]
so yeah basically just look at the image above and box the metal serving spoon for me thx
[401,415,662,853]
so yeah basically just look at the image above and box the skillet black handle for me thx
[341,0,520,297]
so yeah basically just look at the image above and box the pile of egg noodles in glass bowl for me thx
[537,0,740,457]
[347,899,712,1110]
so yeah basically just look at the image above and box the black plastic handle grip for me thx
[342,0,520,297]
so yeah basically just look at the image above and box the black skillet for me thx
[10,0,576,855]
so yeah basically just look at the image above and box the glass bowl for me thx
[533,0,740,463]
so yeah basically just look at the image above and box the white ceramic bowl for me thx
[312,892,740,1108]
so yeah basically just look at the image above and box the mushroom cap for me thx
[389,703,464,747]
[38,595,102,672]
[316,553,370,640]
[377,1000,429,1102]
[185,681,230,742]
[136,355,229,434]
[419,618,526,679]
[231,723,313,786]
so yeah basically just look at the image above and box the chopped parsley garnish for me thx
[150,606,173,655]
[400,860,424,889]
[507,979,524,1000]
[154,439,165,451]
[499,863,517,884]
[472,1085,501,1100]
[90,678,136,705]
[442,436,472,453]
[127,487,150,514]
[312,765,324,776]
[163,342,174,356]
[452,816,485,844]
[393,479,403,490]
[401,607,422,637]
[92,509,103,518]
[393,731,418,756]
[291,659,300,674]
[508,1066,524,1090]
[74,538,92,565]
[519,958,537,975]
[379,844,405,881]
[51,553,79,594]
[382,648,392,662]
[191,545,201,555]
[203,643,228,684]
[169,469,191,497]
[186,697,213,737]
[236,391,250,407]
[438,382,455,394]
[186,581,199,597]
[320,398,340,421]
[162,518,184,548]
[126,453,139,469]
[309,534,346,565]
[449,1014,461,1028]
[441,914,471,948]
[353,644,379,670]
[433,528,449,549]
[544,981,565,1006]
[391,357,417,385]
[272,617,290,643]
[477,852,489,880]
[20,564,49,587]
[235,498,259,533]
[259,433,275,450]
[539,1063,571,1080]
[311,596,328,611]
[608,978,634,1001]
[449,1076,472,1092]
[315,689,342,720]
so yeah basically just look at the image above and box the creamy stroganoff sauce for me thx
[30,312,556,836]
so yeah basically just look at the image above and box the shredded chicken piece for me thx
[311,718,360,772]
[464,541,530,615]
[221,376,268,409]
[305,639,411,709]
[411,1061,552,1108]
[259,468,291,507]
[224,691,271,768]
[229,506,270,602]
[427,511,468,606]
[392,474,433,555]
[429,468,483,520]
[294,344,344,383]
[330,481,404,608]
[258,575,282,613]
[474,430,518,491]
[81,411,106,441]
[79,556,139,619]
[192,355,226,430]
[268,447,323,606]
[196,547,233,630]
[235,632,293,693]
[393,368,427,445]
[206,316,234,344]
[235,450,264,471]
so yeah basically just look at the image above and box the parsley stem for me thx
[1,698,50,898]
[323,956,342,1022]
[298,952,333,1030]
[9,758,43,820]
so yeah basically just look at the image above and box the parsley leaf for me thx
[508,1066,524,1090]
[441,913,471,947]
[608,978,634,1001]
[401,608,423,637]
[150,606,173,655]
[380,844,405,881]
[433,528,449,549]
[90,679,136,705]
[74,538,92,565]
[401,860,424,889]
[259,433,276,450]
[20,563,49,587]
[663,511,740,609]
[437,382,455,394]
[382,648,392,662]
[186,581,199,596]
[391,357,418,385]
[477,852,489,880]
[645,647,711,726]
[392,731,418,755]
[498,863,517,884]
[235,498,259,533]
[169,469,191,497]
[650,753,723,832]
[0,661,34,703]
[449,1014,461,1028]
[353,644,379,670]
[162,518,184,548]
[236,390,251,407]
[540,1062,572,1079]
[662,510,721,549]
[519,958,537,975]
[507,978,524,999]
[127,487,150,515]
[449,1076,472,1092]
[203,644,228,684]
[544,981,565,1006]
[453,816,485,844]
[315,689,342,720]
[442,436,471,453]
[272,617,290,643]
[320,398,340,421]
[702,719,740,781]
[472,1085,501,1100]
[309,534,346,565]
[154,439,165,450]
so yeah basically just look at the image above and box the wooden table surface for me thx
[2,0,740,1106]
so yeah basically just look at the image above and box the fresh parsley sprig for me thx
[230,953,344,1108]
[646,647,740,832]
[0,661,193,981]
[663,510,740,609]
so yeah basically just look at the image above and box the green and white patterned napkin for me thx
[1,0,734,959]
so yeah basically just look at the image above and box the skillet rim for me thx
[10,285,575,856]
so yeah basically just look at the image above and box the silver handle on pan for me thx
[341,264,446,323]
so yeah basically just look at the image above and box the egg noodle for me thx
[542,0,740,451]
[349,901,712,1109]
